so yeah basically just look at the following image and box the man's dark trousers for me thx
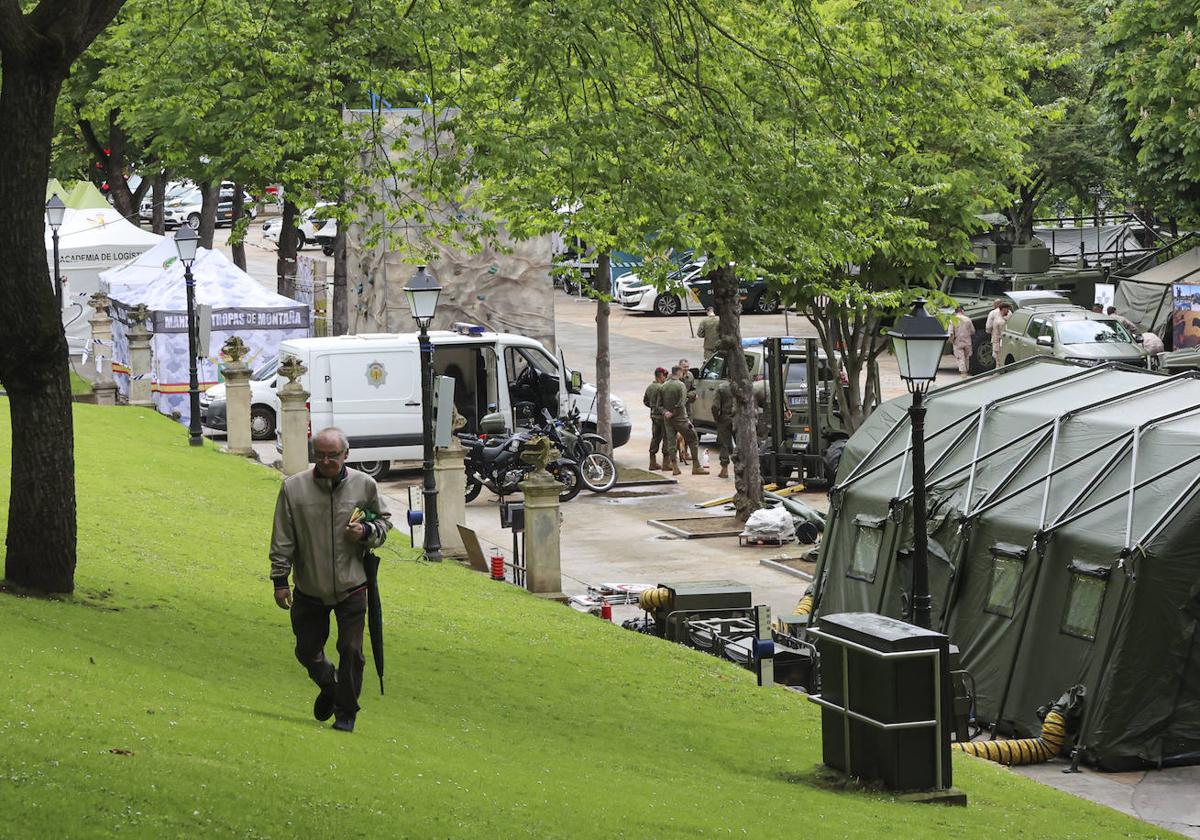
[291,588,367,715]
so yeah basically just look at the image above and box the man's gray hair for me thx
[314,426,349,452]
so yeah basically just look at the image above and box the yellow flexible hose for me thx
[793,594,813,616]
[953,709,1067,765]
[639,587,673,612]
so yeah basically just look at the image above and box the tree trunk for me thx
[594,253,612,453]
[711,264,762,521]
[229,180,246,271]
[0,66,78,594]
[277,199,300,299]
[78,112,151,225]
[151,169,168,234]
[332,220,348,335]
[197,181,219,249]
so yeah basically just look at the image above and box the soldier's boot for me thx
[718,464,729,478]
[691,447,709,475]
[650,455,661,471]
[670,458,682,476]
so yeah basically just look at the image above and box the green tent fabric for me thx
[65,180,110,210]
[1111,246,1200,334]
[45,178,68,203]
[812,357,1200,769]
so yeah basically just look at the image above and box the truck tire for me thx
[823,438,848,482]
[969,332,994,375]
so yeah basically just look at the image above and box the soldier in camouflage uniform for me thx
[661,366,708,475]
[711,380,735,479]
[643,367,669,471]
[696,307,721,361]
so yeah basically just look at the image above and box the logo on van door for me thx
[365,361,388,388]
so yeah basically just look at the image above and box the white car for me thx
[618,260,709,315]
[138,180,195,222]
[262,203,337,251]
[161,185,257,229]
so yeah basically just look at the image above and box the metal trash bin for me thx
[808,612,952,792]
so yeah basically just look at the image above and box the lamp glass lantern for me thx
[889,299,948,391]
[404,265,442,329]
[174,225,200,266]
[45,195,67,230]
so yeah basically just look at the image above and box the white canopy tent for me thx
[47,206,161,352]
[101,238,308,427]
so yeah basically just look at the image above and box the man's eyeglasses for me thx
[314,449,347,461]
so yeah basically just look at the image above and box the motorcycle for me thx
[458,421,582,503]
[541,408,618,493]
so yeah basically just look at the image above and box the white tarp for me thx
[47,207,161,352]
[102,239,308,427]
[1033,223,1147,260]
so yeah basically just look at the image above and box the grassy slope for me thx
[0,400,1173,838]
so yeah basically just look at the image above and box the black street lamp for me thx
[887,298,948,630]
[174,225,203,447]
[45,195,67,313]
[405,265,443,562]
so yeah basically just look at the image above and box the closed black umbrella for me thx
[362,549,385,694]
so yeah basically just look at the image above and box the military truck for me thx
[690,337,855,485]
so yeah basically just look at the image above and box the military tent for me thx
[812,357,1200,769]
[1111,246,1200,334]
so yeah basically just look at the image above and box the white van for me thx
[270,324,629,476]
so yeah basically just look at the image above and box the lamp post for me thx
[174,225,203,447]
[887,298,949,630]
[405,265,443,562]
[46,195,67,313]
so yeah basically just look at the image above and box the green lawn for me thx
[0,400,1176,838]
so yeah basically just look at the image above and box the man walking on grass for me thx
[270,427,392,733]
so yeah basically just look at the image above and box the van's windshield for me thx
[1058,320,1132,345]
[252,358,280,381]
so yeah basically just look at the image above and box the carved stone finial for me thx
[88,291,111,314]
[129,303,151,327]
[221,336,249,363]
[519,434,560,474]
[451,404,467,433]
[279,354,307,385]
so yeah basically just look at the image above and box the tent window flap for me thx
[848,514,886,583]
[1061,560,1111,641]
[985,547,1024,618]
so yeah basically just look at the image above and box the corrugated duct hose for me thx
[638,587,672,612]
[954,684,1086,765]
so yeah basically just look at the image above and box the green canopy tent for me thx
[1111,244,1200,334]
[812,357,1200,769]
[46,178,68,203]
[64,180,110,210]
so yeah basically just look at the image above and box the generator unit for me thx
[650,580,752,643]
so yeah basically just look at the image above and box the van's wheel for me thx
[249,406,276,440]
[754,290,781,314]
[322,245,335,257]
[465,476,482,503]
[351,461,387,479]
[969,332,994,374]
[653,294,680,316]
[294,231,306,250]
[823,438,848,481]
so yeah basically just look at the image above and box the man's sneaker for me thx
[331,714,356,733]
[313,682,337,722]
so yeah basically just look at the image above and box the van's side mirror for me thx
[1036,334,1053,347]
[569,370,583,394]
[270,380,276,388]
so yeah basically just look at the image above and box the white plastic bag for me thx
[741,504,796,542]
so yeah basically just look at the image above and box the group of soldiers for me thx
[641,307,738,479]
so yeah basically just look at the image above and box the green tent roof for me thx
[814,357,1200,769]
[46,179,68,203]
[65,180,110,210]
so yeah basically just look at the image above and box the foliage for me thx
[1101,0,1200,221]
[0,398,1171,839]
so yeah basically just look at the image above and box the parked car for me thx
[998,304,1150,368]
[199,357,281,440]
[262,203,338,251]
[161,184,257,229]
[618,257,781,316]
[940,288,1072,373]
[138,180,195,222]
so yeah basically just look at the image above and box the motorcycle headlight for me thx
[611,397,627,417]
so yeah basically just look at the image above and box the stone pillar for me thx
[127,304,154,407]
[434,442,467,560]
[88,292,118,406]
[278,355,311,476]
[519,469,565,600]
[221,336,254,456]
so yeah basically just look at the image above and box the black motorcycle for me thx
[458,423,582,503]
[540,408,617,493]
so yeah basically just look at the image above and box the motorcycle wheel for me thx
[578,452,617,493]
[464,476,483,503]
[552,463,582,502]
